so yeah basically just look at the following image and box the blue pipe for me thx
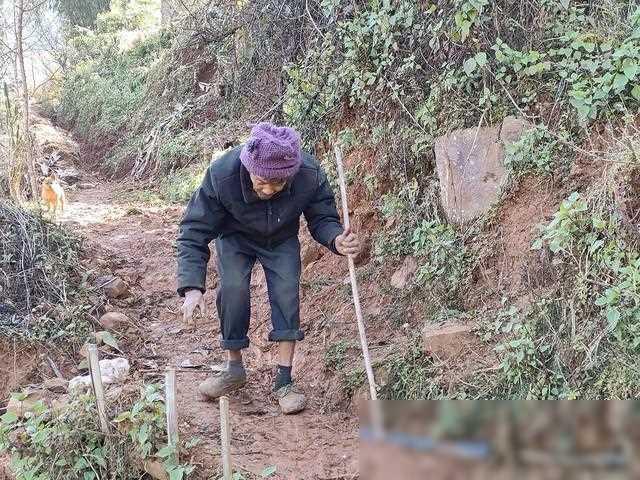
[360,427,492,459]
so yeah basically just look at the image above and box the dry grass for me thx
[0,201,93,342]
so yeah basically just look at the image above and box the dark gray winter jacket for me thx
[176,146,344,296]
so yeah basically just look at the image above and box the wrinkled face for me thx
[250,174,287,200]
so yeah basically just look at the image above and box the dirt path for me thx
[58,167,359,479]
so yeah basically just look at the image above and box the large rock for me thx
[421,322,478,362]
[144,460,169,480]
[390,256,418,289]
[69,357,130,393]
[435,116,531,223]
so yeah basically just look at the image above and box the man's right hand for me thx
[181,289,206,327]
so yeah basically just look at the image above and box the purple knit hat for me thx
[240,122,302,179]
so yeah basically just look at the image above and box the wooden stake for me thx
[165,368,179,456]
[219,396,232,480]
[87,344,109,434]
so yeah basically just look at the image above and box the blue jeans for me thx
[214,233,304,350]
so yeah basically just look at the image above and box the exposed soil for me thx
[0,340,39,403]
[616,166,640,240]
[468,175,561,311]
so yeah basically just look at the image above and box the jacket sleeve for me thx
[176,167,227,296]
[303,165,345,255]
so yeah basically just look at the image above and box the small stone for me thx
[51,395,70,412]
[68,375,92,392]
[390,256,418,289]
[98,311,130,330]
[6,390,47,418]
[76,182,96,190]
[365,306,382,317]
[104,278,129,299]
[144,460,169,480]
[422,322,477,361]
[43,377,68,393]
[69,358,131,392]
[96,276,129,299]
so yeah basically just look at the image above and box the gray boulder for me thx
[435,116,531,223]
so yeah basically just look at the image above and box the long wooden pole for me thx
[334,146,384,438]
[219,396,232,480]
[165,368,179,459]
[333,145,377,400]
[87,344,109,434]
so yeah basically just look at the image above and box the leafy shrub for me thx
[533,188,640,352]
[411,220,468,294]
[504,126,561,176]
[381,339,441,400]
[0,384,195,480]
[57,24,174,173]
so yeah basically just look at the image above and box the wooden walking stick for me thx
[335,145,384,439]
[334,145,377,399]
[334,145,384,437]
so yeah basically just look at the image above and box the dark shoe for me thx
[198,369,246,400]
[275,383,306,414]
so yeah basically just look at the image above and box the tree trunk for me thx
[15,0,38,200]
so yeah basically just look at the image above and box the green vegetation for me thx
[0,384,195,480]
[52,0,111,27]
[50,1,216,177]
[324,340,350,372]
[380,339,441,400]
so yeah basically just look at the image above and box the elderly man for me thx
[176,122,360,414]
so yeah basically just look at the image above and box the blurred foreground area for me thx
[360,401,640,480]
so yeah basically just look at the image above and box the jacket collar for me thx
[240,165,294,204]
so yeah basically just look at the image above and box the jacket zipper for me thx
[267,201,272,249]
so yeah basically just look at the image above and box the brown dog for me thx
[41,174,66,217]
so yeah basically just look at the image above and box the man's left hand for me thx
[335,228,361,256]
